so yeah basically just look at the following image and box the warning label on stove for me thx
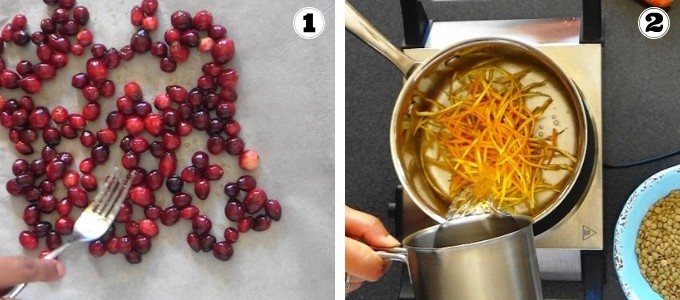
[582,225,596,240]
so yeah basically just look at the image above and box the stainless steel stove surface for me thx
[397,17,603,282]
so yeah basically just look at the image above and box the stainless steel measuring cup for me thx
[378,214,543,300]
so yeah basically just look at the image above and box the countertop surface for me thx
[345,0,680,299]
[0,1,334,299]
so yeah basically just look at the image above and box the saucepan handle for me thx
[374,247,412,284]
[345,1,419,77]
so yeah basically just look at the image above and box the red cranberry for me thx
[134,102,152,117]
[223,182,239,197]
[170,11,192,30]
[237,216,253,233]
[129,186,155,207]
[169,41,189,63]
[180,30,200,47]
[68,113,86,129]
[15,141,34,155]
[187,233,201,252]
[125,116,144,136]
[58,20,80,36]
[202,62,222,77]
[88,240,106,257]
[73,6,89,26]
[76,28,93,46]
[203,165,223,180]
[1,70,20,89]
[216,101,236,119]
[115,202,133,223]
[149,141,166,158]
[51,52,69,68]
[180,166,199,183]
[192,110,209,130]
[212,241,233,261]
[71,73,89,89]
[117,96,135,115]
[243,188,267,214]
[46,230,62,250]
[198,37,215,53]
[16,60,34,77]
[31,32,46,45]
[104,48,121,69]
[200,234,216,252]
[217,69,239,89]
[97,128,117,145]
[82,102,101,120]
[175,121,193,136]
[106,111,125,130]
[100,80,116,98]
[117,235,133,254]
[18,75,41,94]
[153,94,170,110]
[142,16,158,31]
[226,137,245,155]
[12,14,28,30]
[52,8,69,24]
[159,57,177,73]
[130,6,144,26]
[144,205,162,220]
[225,200,244,222]
[208,25,227,40]
[34,63,56,80]
[145,170,163,190]
[124,82,143,101]
[138,219,158,237]
[47,34,70,53]
[192,215,212,236]
[239,150,259,171]
[200,136,223,155]
[129,136,149,153]
[6,179,21,196]
[143,114,163,136]
[80,174,97,192]
[122,151,139,170]
[60,125,77,139]
[80,130,96,147]
[236,175,257,191]
[253,215,272,231]
[19,231,39,250]
[192,10,213,31]
[194,179,210,200]
[13,30,31,46]
[120,45,134,60]
[40,19,56,34]
[91,144,110,165]
[130,29,152,53]
[106,236,119,254]
[125,252,142,264]
[180,205,199,220]
[197,75,216,92]
[133,234,152,254]
[62,170,79,188]
[45,159,67,181]
[12,159,29,176]
[150,41,167,57]
[223,227,239,243]
[23,204,41,226]
[58,0,75,9]
[86,58,108,83]
[160,206,180,226]
[55,215,75,235]
[191,151,209,169]
[141,0,158,14]
[219,86,238,102]
[30,158,47,177]
[162,131,181,151]
[57,152,74,165]
[57,197,73,216]
[33,221,52,238]
[68,187,89,208]
[79,158,95,174]
[212,38,235,65]
[125,220,140,236]
[165,175,184,193]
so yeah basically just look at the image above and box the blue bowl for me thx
[613,165,680,299]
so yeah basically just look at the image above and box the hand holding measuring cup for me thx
[345,205,401,295]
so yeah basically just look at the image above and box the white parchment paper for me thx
[0,1,335,299]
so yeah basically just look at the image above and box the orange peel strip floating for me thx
[407,65,577,216]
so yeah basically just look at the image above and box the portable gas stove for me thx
[388,0,604,298]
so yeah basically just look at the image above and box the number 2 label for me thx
[639,7,670,39]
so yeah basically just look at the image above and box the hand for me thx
[0,256,65,293]
[345,206,400,295]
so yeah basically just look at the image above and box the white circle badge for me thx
[639,7,670,39]
[294,7,325,40]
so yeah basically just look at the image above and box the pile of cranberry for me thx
[1,0,282,263]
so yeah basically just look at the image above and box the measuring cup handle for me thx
[345,1,418,76]
[373,247,413,284]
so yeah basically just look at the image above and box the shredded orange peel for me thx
[405,64,577,216]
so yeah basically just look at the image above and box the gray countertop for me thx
[345,0,680,299]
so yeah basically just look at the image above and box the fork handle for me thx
[3,241,74,299]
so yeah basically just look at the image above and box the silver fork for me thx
[4,168,135,299]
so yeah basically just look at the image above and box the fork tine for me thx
[87,173,118,214]
[102,171,135,220]
[92,178,121,214]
